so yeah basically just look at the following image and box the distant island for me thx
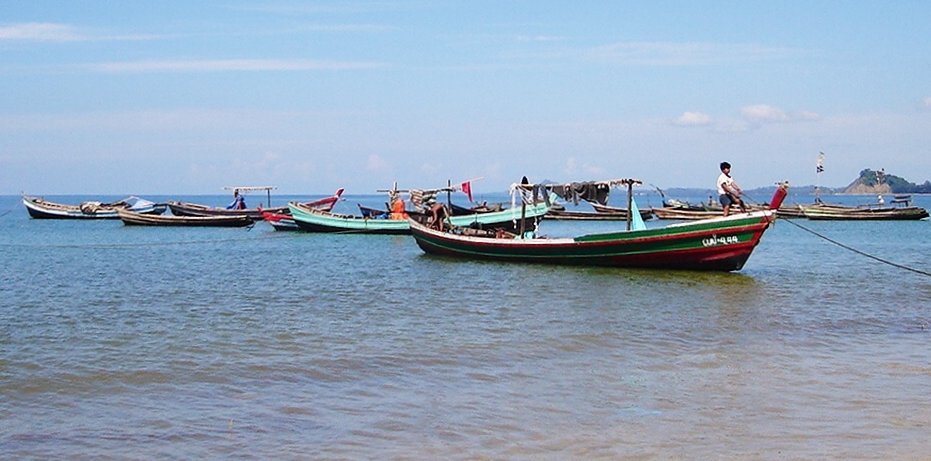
[838,169,931,194]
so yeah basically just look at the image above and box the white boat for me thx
[22,195,166,219]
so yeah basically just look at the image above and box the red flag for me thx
[461,181,473,203]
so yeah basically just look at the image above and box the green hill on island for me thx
[841,169,931,194]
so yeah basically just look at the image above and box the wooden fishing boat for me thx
[651,206,726,220]
[409,183,789,272]
[450,202,503,215]
[652,201,769,220]
[775,204,807,218]
[117,209,253,227]
[259,210,299,231]
[802,204,929,220]
[258,189,344,231]
[360,201,503,218]
[22,195,166,219]
[289,193,553,234]
[545,203,654,221]
[169,187,344,221]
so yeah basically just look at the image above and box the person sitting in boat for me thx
[227,189,246,210]
[389,196,408,220]
[717,161,747,216]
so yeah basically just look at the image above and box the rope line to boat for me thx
[779,217,931,278]
[739,190,930,278]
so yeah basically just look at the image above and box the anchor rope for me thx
[778,217,931,278]
[742,192,931,278]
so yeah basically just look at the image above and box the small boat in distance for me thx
[117,209,253,227]
[23,195,166,219]
[799,194,928,220]
[408,181,789,272]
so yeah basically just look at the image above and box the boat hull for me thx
[167,201,279,221]
[409,211,776,272]
[651,207,725,220]
[546,205,654,221]
[260,210,300,231]
[803,206,929,220]
[23,196,166,219]
[118,210,253,227]
[168,190,343,222]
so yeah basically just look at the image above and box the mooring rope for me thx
[779,215,931,278]
[740,191,931,278]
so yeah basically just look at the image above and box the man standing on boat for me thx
[717,162,746,216]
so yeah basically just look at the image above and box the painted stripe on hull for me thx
[410,213,773,271]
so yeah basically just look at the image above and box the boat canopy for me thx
[223,186,276,192]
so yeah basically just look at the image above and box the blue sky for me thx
[2,1,929,195]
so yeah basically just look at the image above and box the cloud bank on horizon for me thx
[1,2,929,195]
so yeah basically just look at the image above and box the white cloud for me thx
[0,22,81,41]
[0,22,166,42]
[673,111,712,126]
[740,105,820,124]
[517,35,566,43]
[564,157,579,175]
[924,97,931,108]
[90,58,383,73]
[562,157,606,178]
[741,104,789,122]
[367,154,388,172]
[795,110,821,121]
[585,41,796,66]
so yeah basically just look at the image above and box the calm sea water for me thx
[1,192,930,460]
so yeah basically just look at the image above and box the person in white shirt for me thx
[716,162,746,216]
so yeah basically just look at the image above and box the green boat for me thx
[288,196,552,234]
[409,183,789,272]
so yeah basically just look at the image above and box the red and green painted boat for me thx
[409,183,789,272]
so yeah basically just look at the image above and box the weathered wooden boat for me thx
[22,195,166,219]
[259,210,299,231]
[545,202,654,221]
[117,209,254,227]
[257,189,344,231]
[652,201,769,220]
[450,202,503,215]
[169,187,344,221]
[289,190,553,234]
[775,204,807,218]
[651,206,726,220]
[362,200,503,218]
[802,204,929,220]
[409,183,789,272]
